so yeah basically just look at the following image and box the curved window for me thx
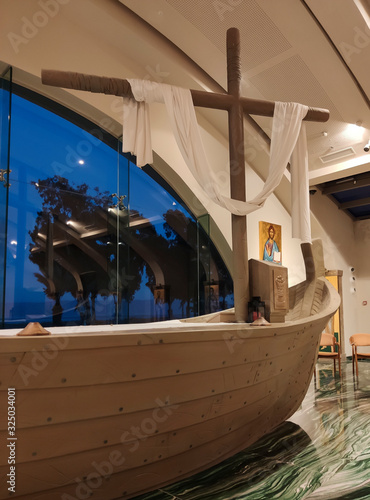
[0,75,233,328]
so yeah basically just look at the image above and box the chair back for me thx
[316,332,341,379]
[320,332,336,347]
[349,333,370,347]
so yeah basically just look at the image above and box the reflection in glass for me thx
[1,85,233,327]
[0,69,12,327]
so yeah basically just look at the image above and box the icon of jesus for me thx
[263,225,281,264]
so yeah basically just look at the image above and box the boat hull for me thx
[0,277,339,499]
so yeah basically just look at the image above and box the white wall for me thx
[310,189,359,355]
[246,169,306,286]
[354,220,370,336]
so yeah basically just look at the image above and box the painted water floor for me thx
[134,360,370,500]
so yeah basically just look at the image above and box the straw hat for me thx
[17,322,51,336]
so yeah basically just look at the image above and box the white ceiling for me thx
[120,0,369,171]
[119,0,370,217]
[1,0,369,218]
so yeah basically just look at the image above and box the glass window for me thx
[0,81,233,328]
[0,69,12,326]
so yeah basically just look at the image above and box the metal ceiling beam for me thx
[322,172,370,195]
[340,197,370,210]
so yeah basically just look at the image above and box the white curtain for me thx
[122,79,311,243]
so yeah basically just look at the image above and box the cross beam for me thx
[41,27,329,323]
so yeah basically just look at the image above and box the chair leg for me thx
[352,346,355,375]
[338,351,341,376]
[355,348,359,378]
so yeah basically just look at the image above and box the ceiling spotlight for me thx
[364,141,370,152]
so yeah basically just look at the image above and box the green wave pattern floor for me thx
[133,360,370,500]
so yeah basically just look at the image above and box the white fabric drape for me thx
[122,79,311,243]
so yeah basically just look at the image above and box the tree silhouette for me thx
[28,175,145,324]
[28,176,232,325]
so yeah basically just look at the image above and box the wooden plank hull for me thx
[0,277,339,499]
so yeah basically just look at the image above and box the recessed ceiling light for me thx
[346,123,365,140]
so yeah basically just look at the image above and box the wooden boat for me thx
[0,27,339,500]
[0,239,340,499]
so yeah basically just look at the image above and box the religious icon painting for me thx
[259,221,282,265]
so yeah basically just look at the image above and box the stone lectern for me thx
[249,259,289,323]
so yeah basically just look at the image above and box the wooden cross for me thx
[42,27,329,323]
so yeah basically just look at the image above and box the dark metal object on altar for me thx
[247,296,265,323]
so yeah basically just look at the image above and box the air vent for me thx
[320,147,356,164]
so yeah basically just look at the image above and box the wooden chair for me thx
[317,332,341,376]
[349,334,370,377]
